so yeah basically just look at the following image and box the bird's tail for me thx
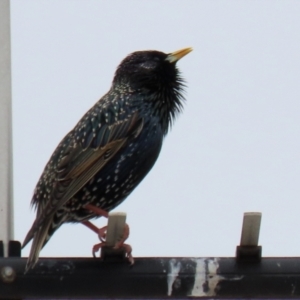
[24,218,52,273]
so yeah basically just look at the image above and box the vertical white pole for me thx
[0,0,14,257]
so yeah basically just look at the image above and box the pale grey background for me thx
[11,1,300,259]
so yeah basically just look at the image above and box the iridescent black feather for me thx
[23,48,191,272]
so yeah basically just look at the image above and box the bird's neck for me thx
[111,81,184,136]
[134,87,183,136]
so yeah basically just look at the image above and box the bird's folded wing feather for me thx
[23,112,143,247]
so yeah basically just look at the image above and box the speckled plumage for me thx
[23,48,192,271]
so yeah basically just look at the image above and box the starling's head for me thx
[113,48,192,134]
[113,48,192,90]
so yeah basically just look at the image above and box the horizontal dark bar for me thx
[1,257,300,299]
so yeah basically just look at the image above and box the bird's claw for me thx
[82,207,133,264]
[98,226,107,242]
[92,243,104,258]
[121,243,134,265]
[91,223,134,264]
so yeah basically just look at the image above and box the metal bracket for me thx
[0,241,21,258]
[236,212,262,262]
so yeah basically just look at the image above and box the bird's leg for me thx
[84,204,109,218]
[81,221,107,242]
[82,221,107,257]
[81,220,99,234]
[82,204,108,242]
[82,204,133,263]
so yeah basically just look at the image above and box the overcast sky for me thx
[10,1,300,260]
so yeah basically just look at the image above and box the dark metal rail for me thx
[1,256,300,299]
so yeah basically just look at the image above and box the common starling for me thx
[23,47,192,271]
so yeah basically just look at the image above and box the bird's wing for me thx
[23,111,143,247]
[52,112,143,205]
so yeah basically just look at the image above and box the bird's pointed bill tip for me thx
[166,47,193,63]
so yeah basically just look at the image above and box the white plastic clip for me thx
[105,212,127,247]
[240,212,262,246]
[236,212,262,262]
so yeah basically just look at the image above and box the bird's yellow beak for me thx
[166,47,193,63]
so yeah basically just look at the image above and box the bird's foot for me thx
[120,242,134,265]
[92,222,133,264]
[92,241,133,264]
[81,204,134,264]
[112,223,134,264]
[92,242,104,257]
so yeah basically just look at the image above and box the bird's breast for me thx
[66,119,163,221]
